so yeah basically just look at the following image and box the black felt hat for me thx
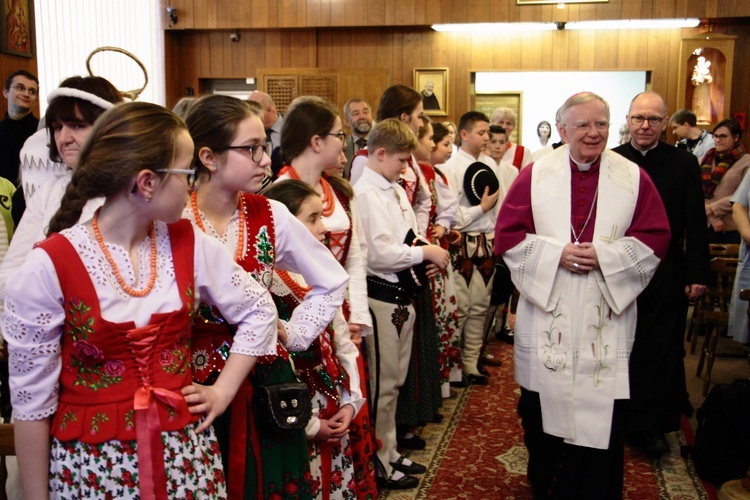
[463,162,499,206]
[396,229,429,294]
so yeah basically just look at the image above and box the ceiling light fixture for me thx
[566,18,700,30]
[431,22,557,33]
[432,18,700,33]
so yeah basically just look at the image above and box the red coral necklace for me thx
[190,191,246,261]
[92,208,157,297]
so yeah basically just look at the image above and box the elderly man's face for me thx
[346,101,372,135]
[627,93,668,151]
[560,99,609,164]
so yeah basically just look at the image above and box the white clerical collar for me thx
[570,156,596,172]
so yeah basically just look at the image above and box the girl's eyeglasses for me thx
[156,168,199,191]
[217,142,273,163]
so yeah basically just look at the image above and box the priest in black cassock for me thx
[614,91,710,456]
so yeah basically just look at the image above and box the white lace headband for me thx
[47,87,117,110]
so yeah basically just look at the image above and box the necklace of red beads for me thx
[190,191,246,261]
[277,269,311,299]
[92,208,157,297]
[282,166,335,217]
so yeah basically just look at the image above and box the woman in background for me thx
[701,119,750,243]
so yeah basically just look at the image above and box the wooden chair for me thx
[696,257,739,396]
[0,423,14,500]
[686,243,740,347]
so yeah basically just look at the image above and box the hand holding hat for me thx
[463,162,500,209]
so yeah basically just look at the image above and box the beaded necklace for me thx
[92,208,157,297]
[277,269,311,299]
[190,191,246,261]
[283,166,335,217]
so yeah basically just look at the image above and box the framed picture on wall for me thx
[471,92,523,144]
[1,0,35,58]
[414,68,448,117]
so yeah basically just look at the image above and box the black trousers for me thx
[518,388,626,499]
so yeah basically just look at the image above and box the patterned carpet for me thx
[381,340,715,499]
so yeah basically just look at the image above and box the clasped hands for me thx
[560,242,599,274]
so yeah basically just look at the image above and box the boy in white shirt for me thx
[354,118,450,490]
[442,111,517,384]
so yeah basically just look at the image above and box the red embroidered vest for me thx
[191,193,278,382]
[38,220,197,444]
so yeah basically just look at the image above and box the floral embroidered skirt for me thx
[308,389,357,500]
[49,422,226,499]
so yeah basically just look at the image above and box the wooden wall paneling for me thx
[414,0,427,26]
[652,0,675,19]
[173,0,750,29]
[576,30,596,70]
[306,0,322,28]
[520,31,544,70]
[384,0,401,26]
[343,0,366,26]
[703,0,719,19]
[466,0,491,24]
[549,31,568,71]
[166,0,194,29]
[394,0,415,26]
[645,29,673,98]
[592,30,619,69]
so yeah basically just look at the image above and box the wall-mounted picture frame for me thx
[1,0,35,58]
[471,91,523,145]
[414,68,448,117]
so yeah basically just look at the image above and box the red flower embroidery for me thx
[103,359,125,377]
[160,349,174,366]
[73,340,104,363]
[284,479,299,495]
[331,470,343,486]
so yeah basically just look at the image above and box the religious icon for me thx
[691,54,713,125]
[413,68,449,117]
[1,0,34,57]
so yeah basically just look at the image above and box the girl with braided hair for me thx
[3,102,279,498]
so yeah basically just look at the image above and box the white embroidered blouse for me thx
[2,222,279,421]
[183,199,349,352]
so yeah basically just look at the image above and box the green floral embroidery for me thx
[590,296,612,386]
[67,300,94,342]
[124,409,135,431]
[185,286,195,320]
[59,411,78,431]
[251,226,275,288]
[254,226,274,266]
[89,412,110,434]
[66,299,124,391]
[160,347,188,375]
[543,310,567,372]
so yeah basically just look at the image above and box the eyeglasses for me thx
[156,168,199,191]
[11,84,37,96]
[629,115,665,127]
[714,134,732,141]
[218,142,273,163]
[565,121,609,133]
[327,132,347,144]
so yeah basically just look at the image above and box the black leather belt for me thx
[367,276,412,305]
